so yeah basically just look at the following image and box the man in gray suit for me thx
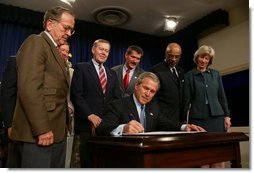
[112,45,144,98]
[10,6,75,168]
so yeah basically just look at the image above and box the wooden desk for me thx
[89,132,248,168]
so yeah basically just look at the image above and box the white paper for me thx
[122,131,203,136]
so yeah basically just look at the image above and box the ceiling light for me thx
[60,0,75,7]
[164,17,178,32]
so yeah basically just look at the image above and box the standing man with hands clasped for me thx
[10,6,75,168]
[112,45,144,98]
[70,39,121,167]
[151,43,185,122]
[96,72,205,136]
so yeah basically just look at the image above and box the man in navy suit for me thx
[112,45,144,98]
[70,39,121,167]
[96,72,204,136]
[151,43,185,122]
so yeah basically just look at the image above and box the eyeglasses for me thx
[53,19,75,35]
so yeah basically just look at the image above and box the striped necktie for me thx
[99,64,107,94]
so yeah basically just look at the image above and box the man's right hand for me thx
[123,120,144,134]
[37,131,54,146]
[88,114,102,128]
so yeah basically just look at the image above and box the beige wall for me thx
[198,1,249,75]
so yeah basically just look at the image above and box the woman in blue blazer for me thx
[183,45,231,168]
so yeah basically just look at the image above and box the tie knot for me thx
[126,68,130,73]
[141,105,145,110]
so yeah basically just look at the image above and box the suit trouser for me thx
[6,142,21,168]
[79,132,93,168]
[17,137,66,168]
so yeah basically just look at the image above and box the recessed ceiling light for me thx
[60,0,75,7]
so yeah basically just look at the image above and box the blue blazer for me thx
[183,68,230,120]
[70,61,121,133]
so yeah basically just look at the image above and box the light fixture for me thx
[60,0,76,7]
[164,17,178,32]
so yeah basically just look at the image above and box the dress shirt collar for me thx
[44,31,58,47]
[92,58,106,76]
[133,94,145,115]
[123,64,135,72]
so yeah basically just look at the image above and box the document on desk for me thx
[122,131,203,136]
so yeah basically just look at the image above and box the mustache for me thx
[131,62,137,65]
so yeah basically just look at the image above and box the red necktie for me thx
[99,64,107,93]
[123,68,130,89]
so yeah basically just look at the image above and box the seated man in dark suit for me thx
[97,72,205,136]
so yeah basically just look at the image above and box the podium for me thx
[89,132,248,168]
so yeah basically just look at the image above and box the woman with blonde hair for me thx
[183,45,231,168]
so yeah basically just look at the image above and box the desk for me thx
[89,132,248,168]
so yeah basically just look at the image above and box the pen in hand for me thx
[129,114,136,121]
[128,114,145,133]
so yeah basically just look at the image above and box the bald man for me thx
[150,43,185,123]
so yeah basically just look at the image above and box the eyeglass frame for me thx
[51,19,75,35]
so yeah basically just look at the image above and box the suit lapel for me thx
[126,97,140,122]
[40,32,70,86]
[144,103,155,131]
[105,67,113,95]
[88,61,103,93]
[117,65,125,91]
[127,68,138,92]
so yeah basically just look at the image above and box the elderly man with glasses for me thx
[10,6,75,168]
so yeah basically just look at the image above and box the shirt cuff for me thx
[181,124,187,131]
[110,124,125,136]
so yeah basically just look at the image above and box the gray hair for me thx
[137,72,160,90]
[43,6,74,29]
[193,45,215,66]
[93,39,111,49]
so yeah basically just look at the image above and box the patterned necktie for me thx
[99,64,107,94]
[123,68,130,89]
[140,105,146,130]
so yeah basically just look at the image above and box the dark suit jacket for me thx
[70,61,121,133]
[150,61,185,122]
[0,56,17,129]
[183,68,230,120]
[11,32,70,143]
[96,96,182,136]
[112,64,144,98]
